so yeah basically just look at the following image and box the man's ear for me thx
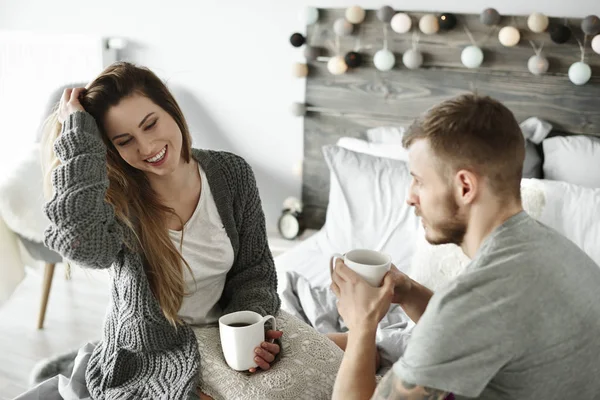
[454,169,478,206]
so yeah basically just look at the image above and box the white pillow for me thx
[537,179,600,266]
[366,126,405,144]
[542,135,600,188]
[194,310,343,400]
[322,145,419,271]
[407,178,548,291]
[336,137,408,161]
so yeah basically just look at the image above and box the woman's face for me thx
[104,94,184,177]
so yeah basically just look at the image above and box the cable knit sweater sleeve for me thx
[216,154,281,318]
[43,111,124,269]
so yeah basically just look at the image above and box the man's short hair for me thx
[402,93,525,199]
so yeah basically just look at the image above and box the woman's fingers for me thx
[255,347,275,363]
[253,355,271,370]
[62,88,72,104]
[69,87,85,103]
[260,341,280,355]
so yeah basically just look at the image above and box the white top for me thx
[170,164,235,325]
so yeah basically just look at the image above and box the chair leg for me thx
[37,263,56,329]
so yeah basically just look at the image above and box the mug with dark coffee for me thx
[218,311,277,371]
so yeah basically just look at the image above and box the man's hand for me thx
[330,259,395,333]
[388,265,413,305]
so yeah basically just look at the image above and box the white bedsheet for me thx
[274,229,414,375]
[274,230,334,289]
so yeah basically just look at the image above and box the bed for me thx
[274,8,600,375]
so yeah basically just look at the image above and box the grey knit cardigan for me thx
[43,111,281,399]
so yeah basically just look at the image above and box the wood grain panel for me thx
[301,8,600,229]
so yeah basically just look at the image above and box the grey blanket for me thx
[15,342,96,400]
[279,271,415,375]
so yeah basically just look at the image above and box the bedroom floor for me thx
[0,265,109,399]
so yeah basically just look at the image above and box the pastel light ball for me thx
[292,63,308,78]
[481,8,501,26]
[499,26,520,47]
[461,46,484,69]
[568,62,592,85]
[345,6,366,24]
[327,56,348,75]
[592,35,600,55]
[581,15,600,36]
[299,7,319,25]
[334,18,354,36]
[419,14,439,35]
[527,13,549,33]
[527,55,549,75]
[391,13,412,34]
[374,49,396,71]
[403,49,424,69]
[377,6,395,23]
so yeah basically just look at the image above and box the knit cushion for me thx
[194,310,343,399]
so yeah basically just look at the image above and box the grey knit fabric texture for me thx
[43,111,280,399]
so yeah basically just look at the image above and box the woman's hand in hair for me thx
[58,87,86,124]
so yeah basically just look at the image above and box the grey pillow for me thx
[542,135,600,188]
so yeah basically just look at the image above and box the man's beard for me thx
[418,194,467,246]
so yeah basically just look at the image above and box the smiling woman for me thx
[30,62,282,399]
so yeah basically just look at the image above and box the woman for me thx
[41,62,282,399]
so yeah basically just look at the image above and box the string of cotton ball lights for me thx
[290,7,598,93]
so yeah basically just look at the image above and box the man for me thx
[330,94,600,399]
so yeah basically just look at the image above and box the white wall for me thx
[1,0,597,229]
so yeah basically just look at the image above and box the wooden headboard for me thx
[301,9,600,229]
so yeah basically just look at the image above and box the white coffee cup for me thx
[330,249,392,287]
[219,310,277,371]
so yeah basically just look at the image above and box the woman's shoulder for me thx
[192,148,255,180]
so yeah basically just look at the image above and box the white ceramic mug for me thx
[219,311,277,371]
[330,249,392,287]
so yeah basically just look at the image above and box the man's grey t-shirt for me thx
[393,211,600,399]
